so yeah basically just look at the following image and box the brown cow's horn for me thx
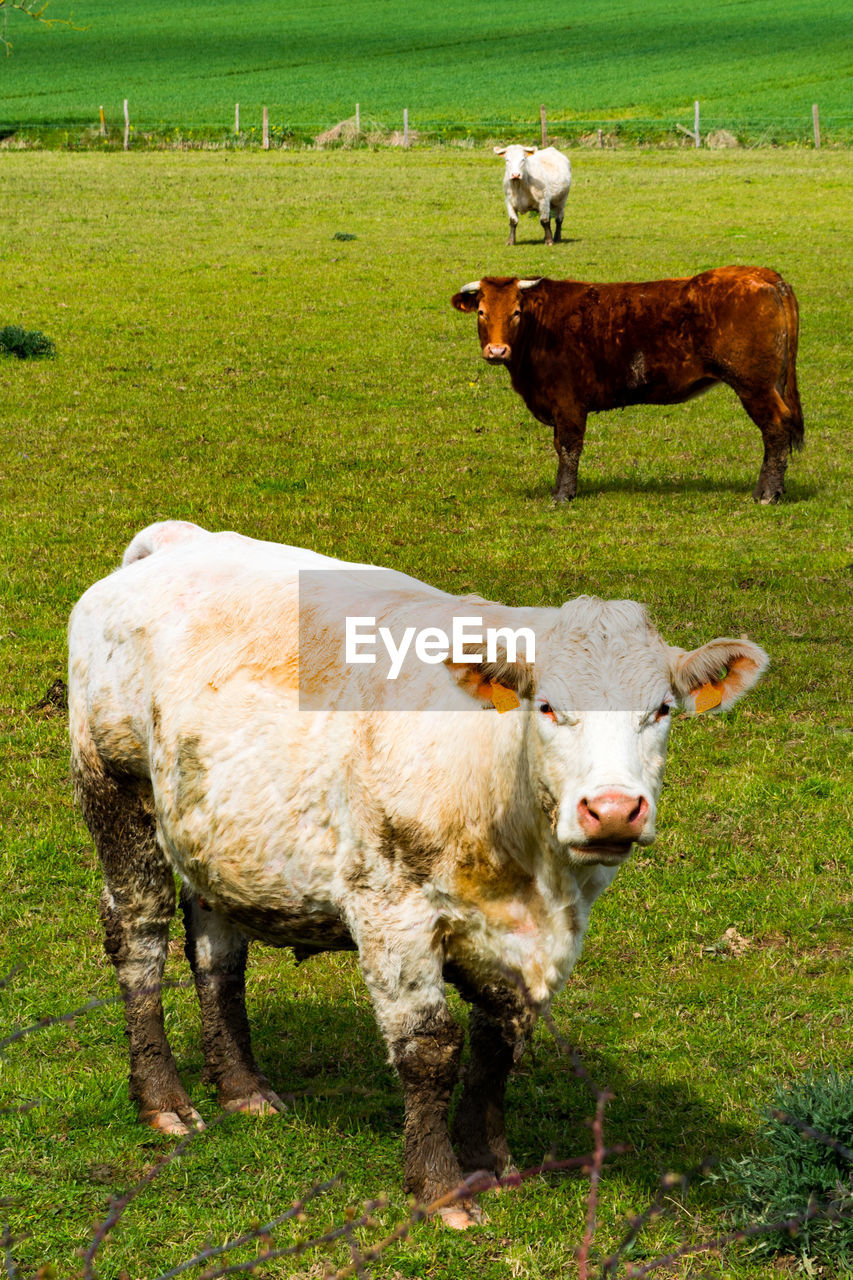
[459,280,482,294]
[518,278,542,289]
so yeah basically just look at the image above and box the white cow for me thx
[495,144,572,245]
[68,521,767,1226]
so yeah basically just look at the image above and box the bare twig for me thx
[2,1223,19,1280]
[83,1117,221,1280]
[621,1196,853,1278]
[151,1177,342,1280]
[0,968,22,993]
[772,1109,853,1164]
[0,981,191,1052]
[0,0,86,53]
[577,1089,614,1280]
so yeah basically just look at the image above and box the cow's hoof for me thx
[753,489,781,505]
[551,493,574,506]
[144,1105,205,1136]
[223,1087,286,1116]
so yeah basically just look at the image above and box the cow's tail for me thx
[776,278,804,452]
[122,519,208,566]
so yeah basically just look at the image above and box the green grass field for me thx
[1,147,851,1278]
[2,0,852,141]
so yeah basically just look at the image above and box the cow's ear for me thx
[493,146,507,156]
[445,649,535,711]
[670,637,768,715]
[524,146,537,154]
[451,284,481,313]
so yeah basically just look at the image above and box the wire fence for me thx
[2,108,852,150]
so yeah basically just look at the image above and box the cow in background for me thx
[452,267,803,504]
[69,521,768,1226]
[495,144,572,245]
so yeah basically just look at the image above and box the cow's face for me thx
[451,277,541,364]
[494,143,537,183]
[454,598,768,869]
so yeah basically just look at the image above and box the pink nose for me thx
[483,343,510,361]
[577,791,649,841]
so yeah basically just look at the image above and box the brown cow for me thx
[451,267,803,503]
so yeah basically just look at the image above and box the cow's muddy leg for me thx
[356,913,473,1227]
[451,982,533,1178]
[540,217,554,245]
[181,890,285,1117]
[554,214,564,243]
[73,753,202,1136]
[507,217,517,247]
[552,409,587,503]
[391,1009,469,1223]
[739,388,797,504]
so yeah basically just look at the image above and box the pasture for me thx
[2,0,852,141]
[1,147,851,1277]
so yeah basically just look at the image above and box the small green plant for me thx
[0,325,56,359]
[716,1070,853,1267]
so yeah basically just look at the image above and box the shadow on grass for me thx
[509,236,583,247]
[237,990,747,1197]
[521,473,816,503]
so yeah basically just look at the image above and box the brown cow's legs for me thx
[739,389,796,504]
[452,986,533,1178]
[73,754,202,1135]
[181,890,285,1116]
[552,412,587,502]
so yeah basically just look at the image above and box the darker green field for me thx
[0,148,851,1278]
[2,0,852,142]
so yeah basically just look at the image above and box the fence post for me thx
[235,103,239,134]
[355,102,360,133]
[597,127,603,148]
[812,103,821,148]
[262,106,269,149]
[99,106,106,137]
[540,103,547,148]
[694,99,700,147]
[123,99,129,150]
[403,108,409,147]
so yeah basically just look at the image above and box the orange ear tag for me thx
[694,681,723,714]
[491,681,520,714]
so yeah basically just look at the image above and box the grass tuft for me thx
[715,1070,853,1266]
[0,325,56,359]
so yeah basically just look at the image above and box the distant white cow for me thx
[69,521,767,1227]
[495,144,572,245]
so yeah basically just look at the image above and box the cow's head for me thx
[494,143,537,183]
[449,597,768,868]
[452,277,543,364]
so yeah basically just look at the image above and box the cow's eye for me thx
[478,309,485,318]
[511,309,521,319]
[538,700,556,720]
[655,702,671,720]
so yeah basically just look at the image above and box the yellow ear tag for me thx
[491,681,520,714]
[694,681,723,714]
